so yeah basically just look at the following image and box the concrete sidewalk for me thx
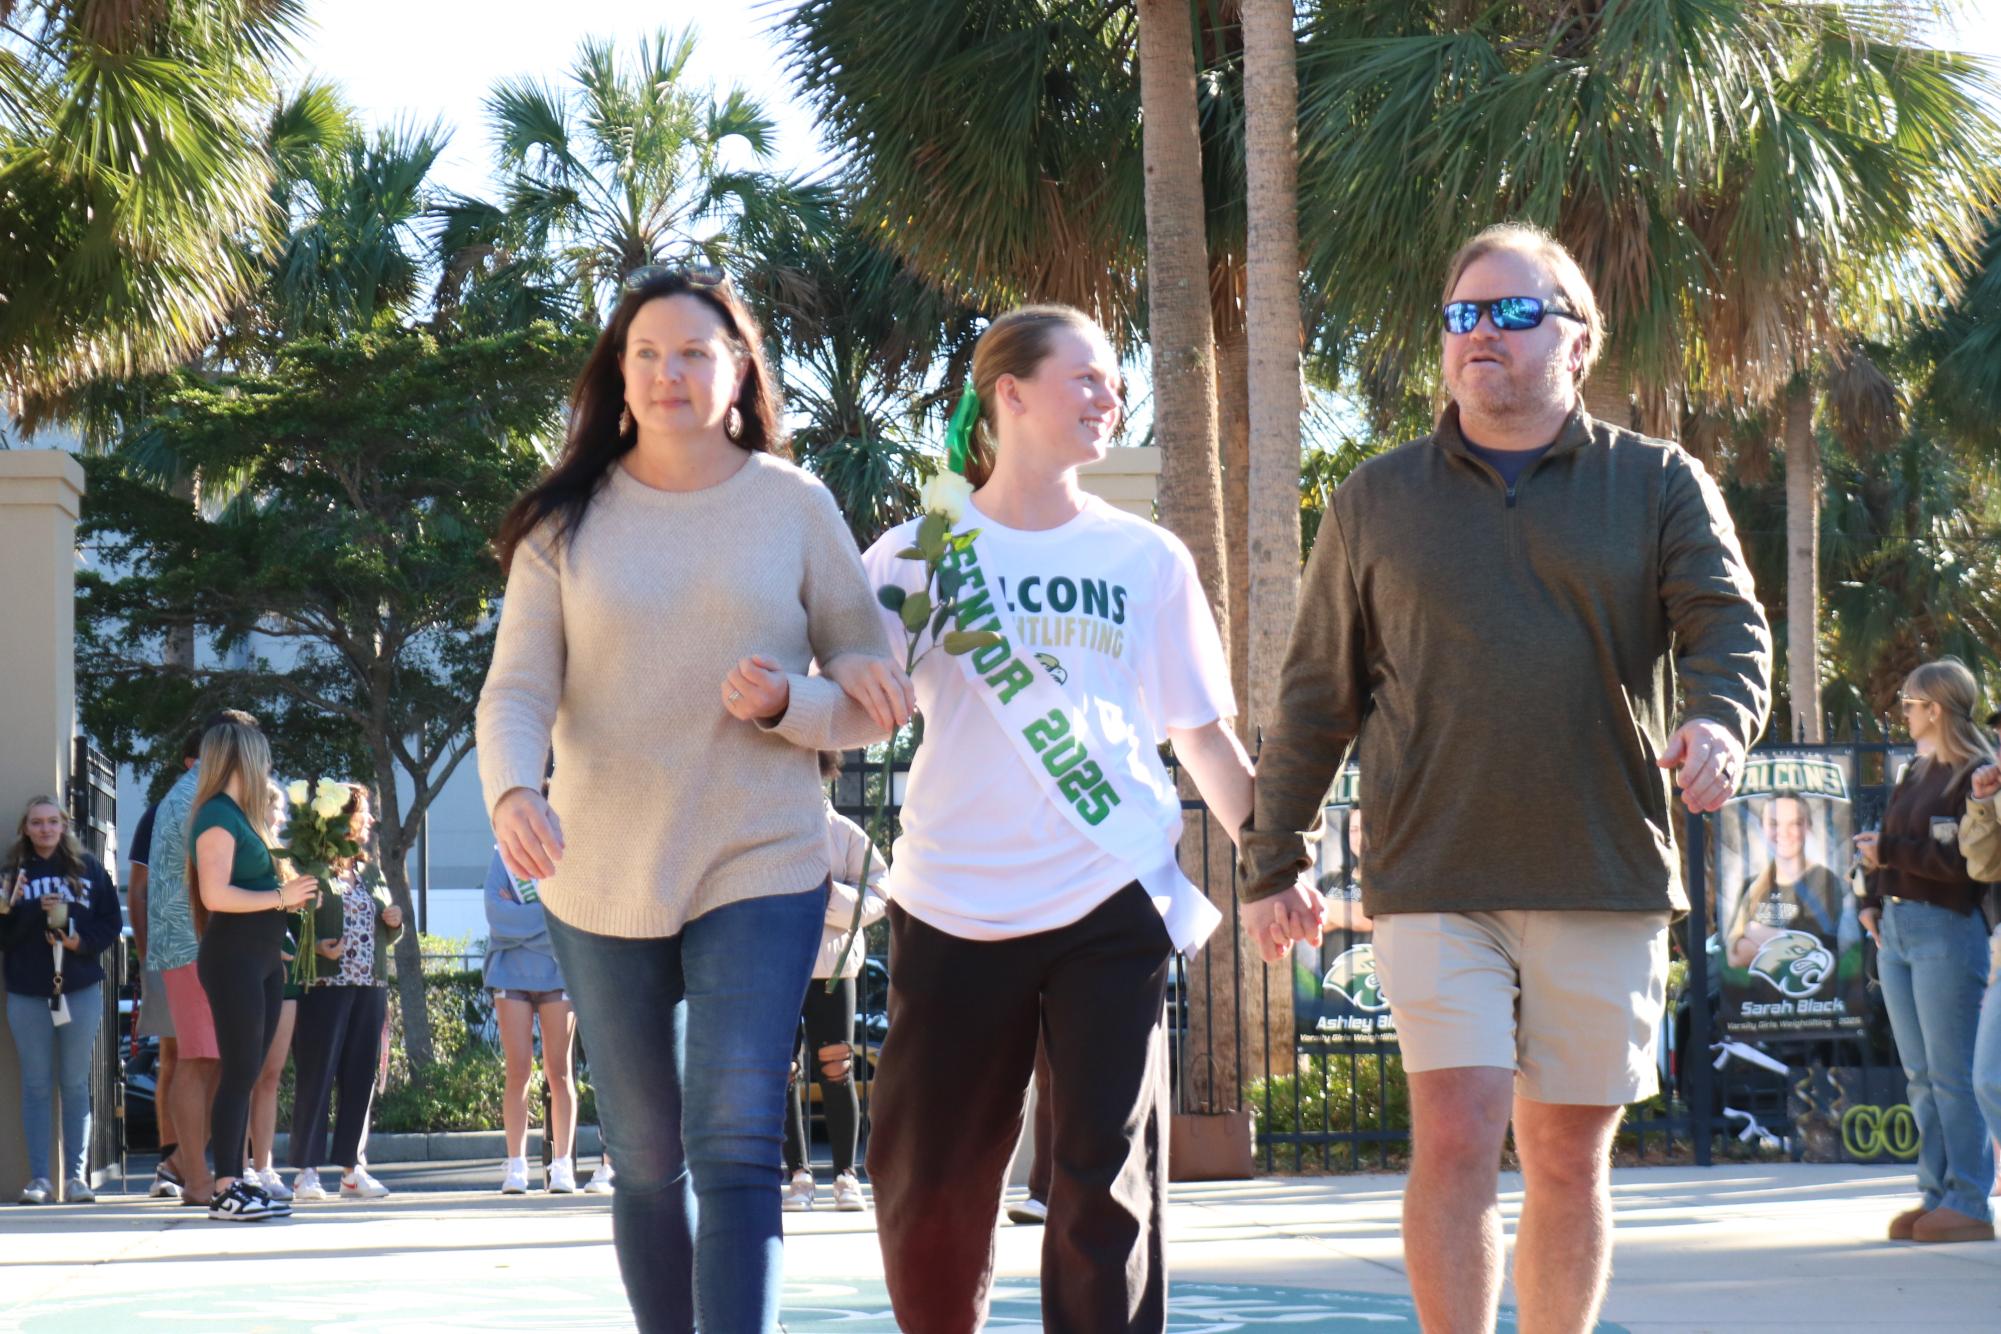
[0,1163,1992,1331]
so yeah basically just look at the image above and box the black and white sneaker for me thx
[243,1179,292,1217]
[208,1180,277,1222]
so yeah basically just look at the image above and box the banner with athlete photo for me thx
[1713,750,1869,1038]
[1292,765,1396,1047]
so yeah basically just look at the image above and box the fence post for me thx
[1684,808,1713,1168]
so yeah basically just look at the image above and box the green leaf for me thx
[900,589,933,632]
[930,603,953,639]
[896,546,926,561]
[917,512,947,562]
[941,629,1003,655]
[877,585,907,612]
[936,565,962,603]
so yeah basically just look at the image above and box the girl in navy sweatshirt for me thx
[1,796,124,1203]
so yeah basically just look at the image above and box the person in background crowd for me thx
[189,713,318,1222]
[1955,751,2001,1200]
[481,834,580,1195]
[781,750,887,1214]
[1859,657,1996,1244]
[126,791,185,1200]
[290,784,402,1202]
[2,797,123,1204]
[147,723,223,1206]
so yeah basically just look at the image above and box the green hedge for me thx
[1246,1051,1411,1138]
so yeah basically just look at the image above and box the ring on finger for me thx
[727,687,743,703]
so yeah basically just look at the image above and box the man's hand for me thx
[722,655,791,723]
[1973,764,2000,802]
[1660,719,1745,814]
[1242,877,1326,965]
[825,654,915,732]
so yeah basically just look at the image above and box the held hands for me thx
[825,653,916,732]
[1973,764,2001,801]
[495,787,565,882]
[277,875,319,912]
[1659,719,1745,814]
[1242,875,1328,965]
[722,655,791,723]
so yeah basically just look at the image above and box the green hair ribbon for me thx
[944,382,981,477]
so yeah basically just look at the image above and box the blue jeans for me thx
[1972,925,2001,1154]
[1878,899,1994,1221]
[6,982,103,1183]
[547,884,827,1334]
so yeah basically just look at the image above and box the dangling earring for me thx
[619,405,633,437]
[725,405,744,441]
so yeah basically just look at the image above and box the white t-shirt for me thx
[862,493,1234,940]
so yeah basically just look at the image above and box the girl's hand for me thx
[277,875,319,911]
[316,939,344,960]
[381,904,404,931]
[495,788,564,881]
[1973,764,2001,801]
[1854,832,1882,872]
[723,655,791,723]
[825,654,915,732]
[1859,906,1881,947]
[48,926,82,952]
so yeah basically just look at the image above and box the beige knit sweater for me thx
[476,452,892,938]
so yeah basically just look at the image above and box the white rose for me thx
[919,469,974,524]
[287,780,310,806]
[312,792,347,821]
[314,778,345,805]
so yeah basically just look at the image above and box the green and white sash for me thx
[941,530,1222,955]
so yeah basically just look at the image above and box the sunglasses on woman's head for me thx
[622,262,727,293]
[1442,296,1582,335]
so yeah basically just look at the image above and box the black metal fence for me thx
[68,738,123,1184]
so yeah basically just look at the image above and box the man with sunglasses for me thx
[1240,222,1772,1332]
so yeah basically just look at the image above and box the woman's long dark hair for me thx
[496,269,786,573]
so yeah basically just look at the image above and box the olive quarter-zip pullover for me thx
[1241,403,1772,915]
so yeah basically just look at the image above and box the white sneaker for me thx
[148,1166,182,1200]
[781,1169,815,1212]
[341,1168,391,1200]
[256,1167,293,1202]
[584,1161,615,1195]
[831,1171,866,1212]
[546,1158,578,1194]
[292,1168,330,1202]
[18,1178,51,1205]
[1007,1196,1048,1225]
[64,1178,95,1204]
[500,1158,529,1195]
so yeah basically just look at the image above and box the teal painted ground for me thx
[12,1277,1628,1331]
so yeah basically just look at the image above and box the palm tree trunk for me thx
[1139,0,1240,1115]
[1217,322,1250,737]
[1582,349,1635,429]
[1784,381,1824,743]
[1242,0,1303,1087]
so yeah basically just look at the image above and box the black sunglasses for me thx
[1443,296,1582,335]
[622,262,727,293]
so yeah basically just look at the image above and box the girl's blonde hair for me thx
[960,304,1106,488]
[2,796,88,891]
[1903,657,1995,770]
[185,714,277,936]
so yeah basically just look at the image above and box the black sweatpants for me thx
[196,910,287,1184]
[290,984,389,1171]
[784,975,859,1174]
[867,881,1173,1334]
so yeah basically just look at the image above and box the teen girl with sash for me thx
[862,305,1258,1333]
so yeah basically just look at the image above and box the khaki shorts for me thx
[1373,909,1670,1106]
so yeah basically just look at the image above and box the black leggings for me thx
[197,911,287,1184]
[784,975,859,1174]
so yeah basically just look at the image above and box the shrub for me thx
[1247,1050,1412,1167]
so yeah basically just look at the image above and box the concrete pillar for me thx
[1078,446,1161,519]
[0,452,85,1196]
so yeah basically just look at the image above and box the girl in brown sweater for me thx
[1858,658,1995,1244]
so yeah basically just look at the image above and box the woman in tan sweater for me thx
[477,264,903,1333]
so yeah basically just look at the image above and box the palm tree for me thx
[0,0,302,423]
[440,28,799,325]
[735,190,985,547]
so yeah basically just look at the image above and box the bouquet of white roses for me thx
[274,778,359,987]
